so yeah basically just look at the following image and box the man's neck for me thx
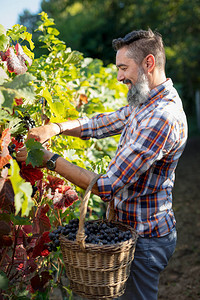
[148,69,166,90]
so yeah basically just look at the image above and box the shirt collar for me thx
[148,78,173,101]
[133,78,173,117]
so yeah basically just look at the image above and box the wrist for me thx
[42,150,54,166]
[53,122,64,135]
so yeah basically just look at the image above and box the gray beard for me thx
[126,69,150,108]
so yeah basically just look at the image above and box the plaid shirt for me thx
[79,79,188,237]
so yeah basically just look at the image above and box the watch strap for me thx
[50,153,60,162]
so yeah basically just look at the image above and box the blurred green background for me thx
[18,0,200,136]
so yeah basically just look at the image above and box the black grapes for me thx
[19,114,36,131]
[48,219,133,252]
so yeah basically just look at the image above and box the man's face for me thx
[116,47,150,107]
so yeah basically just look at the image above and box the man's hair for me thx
[112,29,166,70]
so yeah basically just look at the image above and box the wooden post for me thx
[195,90,200,131]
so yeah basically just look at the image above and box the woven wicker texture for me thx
[60,175,138,299]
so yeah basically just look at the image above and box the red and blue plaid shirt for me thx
[79,79,188,237]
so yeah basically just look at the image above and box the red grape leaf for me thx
[0,220,11,236]
[15,43,32,67]
[0,128,11,168]
[0,178,14,212]
[32,231,50,258]
[6,47,27,75]
[32,204,51,234]
[31,270,52,292]
[20,162,43,185]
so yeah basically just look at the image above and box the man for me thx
[16,29,188,299]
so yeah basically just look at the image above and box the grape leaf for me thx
[4,73,35,100]
[32,204,51,234]
[0,90,4,107]
[25,139,44,168]
[0,109,14,123]
[1,73,36,112]
[25,138,44,150]
[0,220,11,236]
[9,117,26,135]
[0,271,9,290]
[0,25,9,51]
[0,178,14,212]
[0,128,12,168]
[63,50,82,65]
[0,66,8,85]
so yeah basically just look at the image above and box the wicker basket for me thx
[60,175,138,299]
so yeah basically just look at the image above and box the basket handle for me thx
[76,174,115,250]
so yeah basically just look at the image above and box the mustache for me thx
[123,79,132,84]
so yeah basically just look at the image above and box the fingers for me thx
[27,130,41,142]
[16,146,28,162]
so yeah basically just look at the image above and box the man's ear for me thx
[142,54,155,73]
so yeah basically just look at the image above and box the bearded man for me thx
[16,29,188,300]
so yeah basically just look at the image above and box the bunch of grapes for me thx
[48,218,133,252]
[8,144,16,156]
[19,114,36,131]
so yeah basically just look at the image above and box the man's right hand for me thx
[27,123,60,144]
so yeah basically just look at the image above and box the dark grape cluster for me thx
[19,114,36,131]
[15,134,24,143]
[48,219,132,252]
[8,144,16,155]
[7,143,21,169]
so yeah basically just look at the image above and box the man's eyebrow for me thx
[116,63,128,68]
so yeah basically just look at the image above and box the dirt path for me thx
[158,136,200,299]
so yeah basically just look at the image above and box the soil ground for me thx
[158,135,200,300]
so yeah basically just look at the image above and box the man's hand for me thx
[16,146,54,168]
[27,123,60,144]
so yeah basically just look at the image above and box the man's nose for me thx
[117,70,125,82]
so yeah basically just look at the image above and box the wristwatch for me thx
[46,154,61,171]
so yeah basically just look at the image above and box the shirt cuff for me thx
[97,174,113,202]
[78,117,91,140]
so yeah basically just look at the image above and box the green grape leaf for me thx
[47,27,60,36]
[9,160,34,216]
[25,139,44,168]
[0,109,14,124]
[0,67,8,85]
[63,50,82,65]
[24,32,35,50]
[0,24,6,35]
[0,24,9,51]
[0,271,9,290]
[1,89,17,112]
[4,73,35,100]
[9,117,26,136]
[10,214,31,225]
[1,73,36,112]
[7,24,27,42]
[0,90,4,107]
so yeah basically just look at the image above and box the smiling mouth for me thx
[123,79,133,90]
[127,83,132,90]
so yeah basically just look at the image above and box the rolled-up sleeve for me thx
[79,105,131,140]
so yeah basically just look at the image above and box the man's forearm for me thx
[59,119,82,138]
[54,156,100,195]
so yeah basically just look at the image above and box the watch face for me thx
[46,160,55,170]
[46,154,60,170]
